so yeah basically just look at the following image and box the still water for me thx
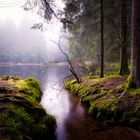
[0,64,140,140]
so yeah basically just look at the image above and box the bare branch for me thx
[51,38,80,83]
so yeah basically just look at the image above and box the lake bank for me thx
[65,75,140,139]
[0,76,56,140]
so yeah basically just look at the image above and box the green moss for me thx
[65,75,140,130]
[64,79,77,87]
[129,88,140,95]
[25,77,41,91]
[15,77,42,103]
[0,105,57,140]
[115,76,140,95]
[108,83,126,96]
[81,89,107,107]
[126,75,136,88]
[89,98,117,113]
[65,80,85,96]
[0,76,56,139]
[0,106,33,140]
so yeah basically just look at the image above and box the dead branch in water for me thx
[51,39,80,83]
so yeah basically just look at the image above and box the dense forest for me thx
[0,0,140,140]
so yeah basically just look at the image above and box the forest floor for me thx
[65,75,140,132]
[0,76,56,140]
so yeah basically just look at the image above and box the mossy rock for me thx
[14,77,42,104]
[0,105,56,140]
[0,76,56,140]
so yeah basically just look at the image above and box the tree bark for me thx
[100,0,104,78]
[130,0,140,87]
[119,0,129,75]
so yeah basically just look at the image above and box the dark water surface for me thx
[0,64,140,140]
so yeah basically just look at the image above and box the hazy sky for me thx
[0,0,67,63]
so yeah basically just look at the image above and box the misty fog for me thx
[0,4,67,65]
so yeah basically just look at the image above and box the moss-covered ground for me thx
[65,75,140,131]
[0,76,56,140]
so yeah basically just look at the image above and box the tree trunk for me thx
[130,0,140,87]
[100,0,104,78]
[120,44,129,75]
[119,0,129,75]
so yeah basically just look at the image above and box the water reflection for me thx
[41,63,71,140]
